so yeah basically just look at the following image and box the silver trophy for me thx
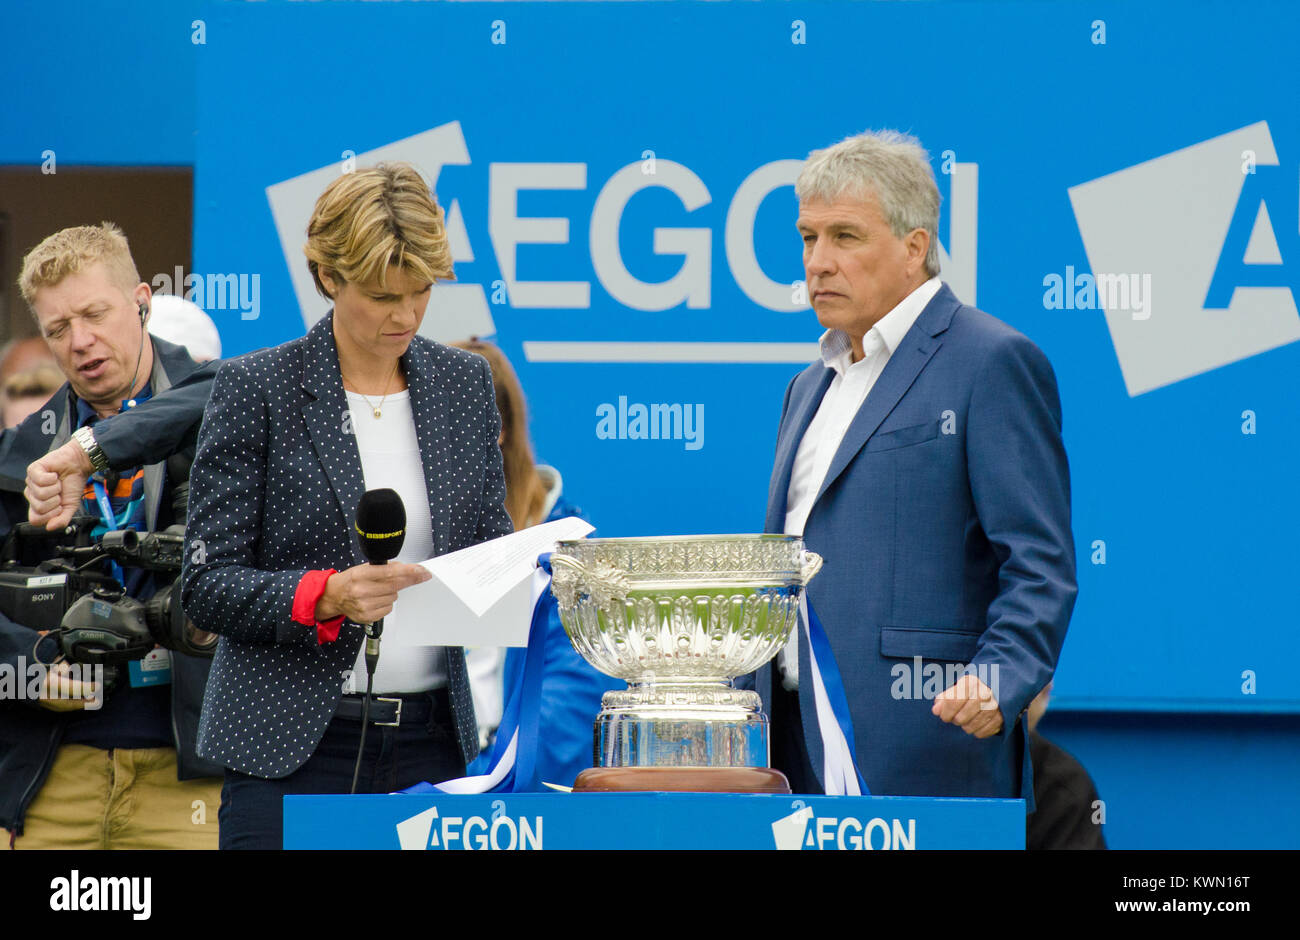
[549,534,822,790]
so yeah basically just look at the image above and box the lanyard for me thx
[91,476,127,586]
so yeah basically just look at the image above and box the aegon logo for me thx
[1069,121,1299,395]
[395,802,542,851]
[771,803,916,850]
[268,121,978,360]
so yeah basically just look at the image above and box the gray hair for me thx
[795,129,942,277]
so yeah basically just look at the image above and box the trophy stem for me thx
[595,680,770,770]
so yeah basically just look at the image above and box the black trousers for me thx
[769,682,821,795]
[218,690,464,850]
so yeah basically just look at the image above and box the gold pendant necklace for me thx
[343,360,400,419]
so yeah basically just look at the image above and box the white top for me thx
[778,276,943,688]
[342,388,447,694]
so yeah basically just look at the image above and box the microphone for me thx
[355,487,406,566]
[354,487,405,648]
[350,488,406,795]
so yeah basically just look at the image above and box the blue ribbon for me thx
[401,554,552,794]
[804,596,870,794]
[488,554,551,790]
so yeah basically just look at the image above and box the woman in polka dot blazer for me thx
[180,164,513,849]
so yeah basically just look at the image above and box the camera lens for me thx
[185,620,219,654]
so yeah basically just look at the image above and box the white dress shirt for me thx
[778,276,943,689]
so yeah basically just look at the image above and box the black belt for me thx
[333,690,447,728]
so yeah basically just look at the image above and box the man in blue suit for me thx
[760,130,1077,803]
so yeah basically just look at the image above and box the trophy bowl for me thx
[549,534,822,780]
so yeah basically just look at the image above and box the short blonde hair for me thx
[304,163,455,299]
[18,222,142,306]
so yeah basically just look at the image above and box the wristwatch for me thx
[71,426,110,475]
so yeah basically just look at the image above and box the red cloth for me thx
[292,569,345,644]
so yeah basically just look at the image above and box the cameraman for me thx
[0,223,222,849]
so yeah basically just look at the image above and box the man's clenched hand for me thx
[26,440,94,531]
[931,673,1004,738]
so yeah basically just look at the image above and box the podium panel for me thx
[283,793,1024,850]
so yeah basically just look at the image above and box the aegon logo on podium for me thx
[771,804,916,850]
[396,803,542,851]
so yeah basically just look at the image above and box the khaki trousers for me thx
[3,744,221,849]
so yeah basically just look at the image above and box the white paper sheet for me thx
[390,516,595,648]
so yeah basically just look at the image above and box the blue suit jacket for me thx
[759,283,1077,802]
[181,313,512,779]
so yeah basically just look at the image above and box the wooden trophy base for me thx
[572,766,791,794]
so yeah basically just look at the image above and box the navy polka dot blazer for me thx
[180,312,512,778]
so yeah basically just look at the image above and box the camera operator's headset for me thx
[119,299,200,517]
[88,300,152,576]
[119,299,150,407]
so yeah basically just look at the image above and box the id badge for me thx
[128,648,173,687]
